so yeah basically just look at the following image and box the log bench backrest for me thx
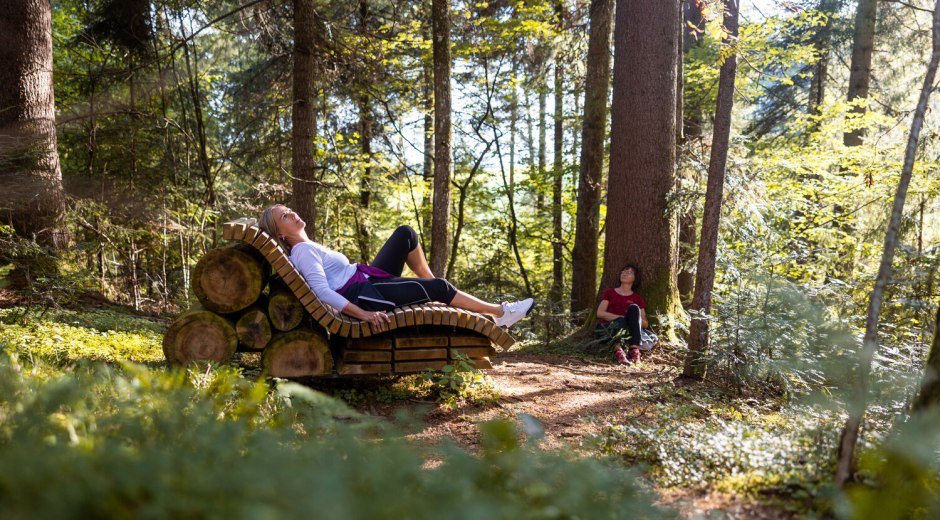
[222,218,515,349]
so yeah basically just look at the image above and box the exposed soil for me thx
[337,350,795,519]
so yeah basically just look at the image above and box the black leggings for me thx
[595,304,642,347]
[361,226,457,309]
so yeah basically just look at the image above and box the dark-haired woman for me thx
[258,204,534,333]
[595,264,648,364]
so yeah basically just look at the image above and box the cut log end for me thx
[235,308,272,350]
[268,290,304,332]
[163,310,238,365]
[262,329,333,377]
[192,245,267,314]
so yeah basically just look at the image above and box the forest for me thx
[1,0,939,517]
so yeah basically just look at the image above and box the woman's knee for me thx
[625,304,640,317]
[393,225,419,251]
[432,277,457,304]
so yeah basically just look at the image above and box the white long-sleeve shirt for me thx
[289,241,358,311]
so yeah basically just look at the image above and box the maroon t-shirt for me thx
[599,288,645,322]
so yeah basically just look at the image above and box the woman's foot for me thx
[627,347,641,364]
[614,347,629,365]
[495,298,535,328]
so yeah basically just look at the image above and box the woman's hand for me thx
[364,310,392,332]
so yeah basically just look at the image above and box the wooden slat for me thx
[360,321,373,337]
[471,315,487,333]
[241,226,260,245]
[309,303,327,320]
[338,320,351,337]
[432,309,444,325]
[328,319,342,334]
[450,335,492,347]
[424,306,437,324]
[348,336,392,350]
[395,335,450,348]
[287,275,307,293]
[339,363,392,375]
[403,306,416,326]
[393,308,407,328]
[251,230,271,248]
[469,357,493,369]
[447,309,459,327]
[230,222,248,240]
[259,239,279,257]
[344,350,392,363]
[450,346,496,358]
[222,223,235,240]
[394,348,447,361]
[457,310,470,328]
[479,319,496,337]
[394,360,448,373]
[493,329,513,349]
[299,291,317,306]
[317,313,335,329]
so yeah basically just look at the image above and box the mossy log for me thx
[235,306,272,350]
[191,244,268,314]
[163,310,238,365]
[262,329,333,377]
[267,290,304,331]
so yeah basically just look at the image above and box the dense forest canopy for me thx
[1,0,940,515]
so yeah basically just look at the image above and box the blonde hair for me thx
[258,204,291,252]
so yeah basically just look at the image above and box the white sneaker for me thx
[495,298,535,328]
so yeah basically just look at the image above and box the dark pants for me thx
[595,304,642,347]
[346,226,457,311]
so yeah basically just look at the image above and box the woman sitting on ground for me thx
[258,204,534,333]
[595,264,649,365]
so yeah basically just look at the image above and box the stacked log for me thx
[163,244,332,377]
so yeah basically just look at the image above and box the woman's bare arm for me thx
[341,302,393,332]
[596,300,622,322]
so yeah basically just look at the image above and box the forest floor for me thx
[304,348,798,519]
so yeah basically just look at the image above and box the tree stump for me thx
[262,329,333,377]
[268,290,304,331]
[235,307,272,350]
[191,244,268,313]
[163,310,238,365]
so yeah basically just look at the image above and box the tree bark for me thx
[571,0,614,317]
[0,0,66,248]
[682,0,739,380]
[422,56,434,244]
[808,0,840,119]
[603,0,682,334]
[677,0,706,306]
[843,0,878,147]
[357,91,373,260]
[913,306,940,411]
[550,1,565,311]
[292,0,320,238]
[430,0,452,276]
[836,0,940,486]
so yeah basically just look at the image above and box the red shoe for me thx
[627,347,641,364]
[614,347,629,365]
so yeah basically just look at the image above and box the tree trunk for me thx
[191,245,268,314]
[677,0,706,306]
[603,0,682,334]
[808,0,839,119]
[430,0,453,276]
[551,2,565,311]
[263,329,333,377]
[843,0,878,147]
[912,306,940,411]
[537,73,547,211]
[682,0,739,380]
[0,0,66,248]
[836,0,940,486]
[163,310,238,365]
[292,0,320,237]
[571,0,614,317]
[356,92,373,260]
[422,56,434,244]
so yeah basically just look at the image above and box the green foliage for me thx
[422,352,500,409]
[0,346,665,518]
[0,307,164,367]
[596,398,840,503]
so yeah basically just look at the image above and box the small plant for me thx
[422,352,500,409]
